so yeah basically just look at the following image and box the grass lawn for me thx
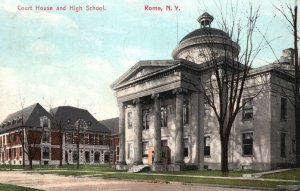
[2,165,299,189]
[100,173,297,188]
[0,164,118,172]
[262,168,300,181]
[0,183,41,191]
[149,169,257,177]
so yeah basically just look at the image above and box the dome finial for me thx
[198,12,214,28]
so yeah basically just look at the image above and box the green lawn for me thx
[1,165,299,189]
[149,169,257,177]
[0,183,41,191]
[262,168,300,181]
[0,164,117,171]
[101,173,297,188]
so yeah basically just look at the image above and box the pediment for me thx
[111,60,175,89]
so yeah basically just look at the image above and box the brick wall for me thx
[27,130,41,145]
[51,148,61,160]
[29,147,41,160]
[51,132,62,145]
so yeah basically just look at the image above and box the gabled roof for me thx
[0,103,51,133]
[99,117,119,135]
[51,106,110,133]
[111,60,175,89]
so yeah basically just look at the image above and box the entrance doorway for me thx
[104,152,110,163]
[148,140,171,165]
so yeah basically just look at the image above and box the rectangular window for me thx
[204,96,211,116]
[65,132,72,144]
[204,136,211,156]
[116,146,120,156]
[89,134,94,145]
[72,132,77,144]
[72,151,78,163]
[292,140,296,153]
[142,109,150,130]
[161,140,168,147]
[160,106,167,127]
[142,142,149,157]
[20,147,22,156]
[13,148,16,158]
[280,132,286,157]
[85,151,90,163]
[183,138,189,157]
[79,133,84,144]
[242,133,253,156]
[42,131,50,143]
[183,103,189,125]
[40,117,49,128]
[99,135,104,145]
[42,147,50,159]
[281,97,287,120]
[84,133,89,144]
[242,98,253,120]
[42,120,48,127]
[127,112,133,129]
[127,143,133,159]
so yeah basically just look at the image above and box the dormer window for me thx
[40,116,50,128]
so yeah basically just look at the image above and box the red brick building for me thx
[0,103,114,165]
[99,117,119,164]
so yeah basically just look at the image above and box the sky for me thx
[0,0,296,122]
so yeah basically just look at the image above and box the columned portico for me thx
[173,88,185,164]
[133,98,143,165]
[151,93,162,165]
[116,103,127,170]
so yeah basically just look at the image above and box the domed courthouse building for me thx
[111,13,297,171]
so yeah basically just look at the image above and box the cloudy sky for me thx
[0,0,295,121]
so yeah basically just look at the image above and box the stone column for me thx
[118,103,126,165]
[133,98,143,165]
[151,93,162,164]
[174,88,184,164]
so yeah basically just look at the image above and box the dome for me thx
[172,13,240,65]
[180,28,230,43]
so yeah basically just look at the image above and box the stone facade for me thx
[111,13,297,171]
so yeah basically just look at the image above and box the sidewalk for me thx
[242,168,293,178]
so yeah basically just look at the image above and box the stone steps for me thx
[128,165,149,173]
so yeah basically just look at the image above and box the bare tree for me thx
[17,126,45,169]
[47,104,65,167]
[14,95,26,167]
[74,119,88,169]
[274,1,300,166]
[195,3,267,172]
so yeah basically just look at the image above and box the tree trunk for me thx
[77,138,80,169]
[221,136,229,172]
[295,103,300,166]
[22,141,25,167]
[29,158,33,169]
[59,134,63,167]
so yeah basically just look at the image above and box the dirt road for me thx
[0,171,262,191]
